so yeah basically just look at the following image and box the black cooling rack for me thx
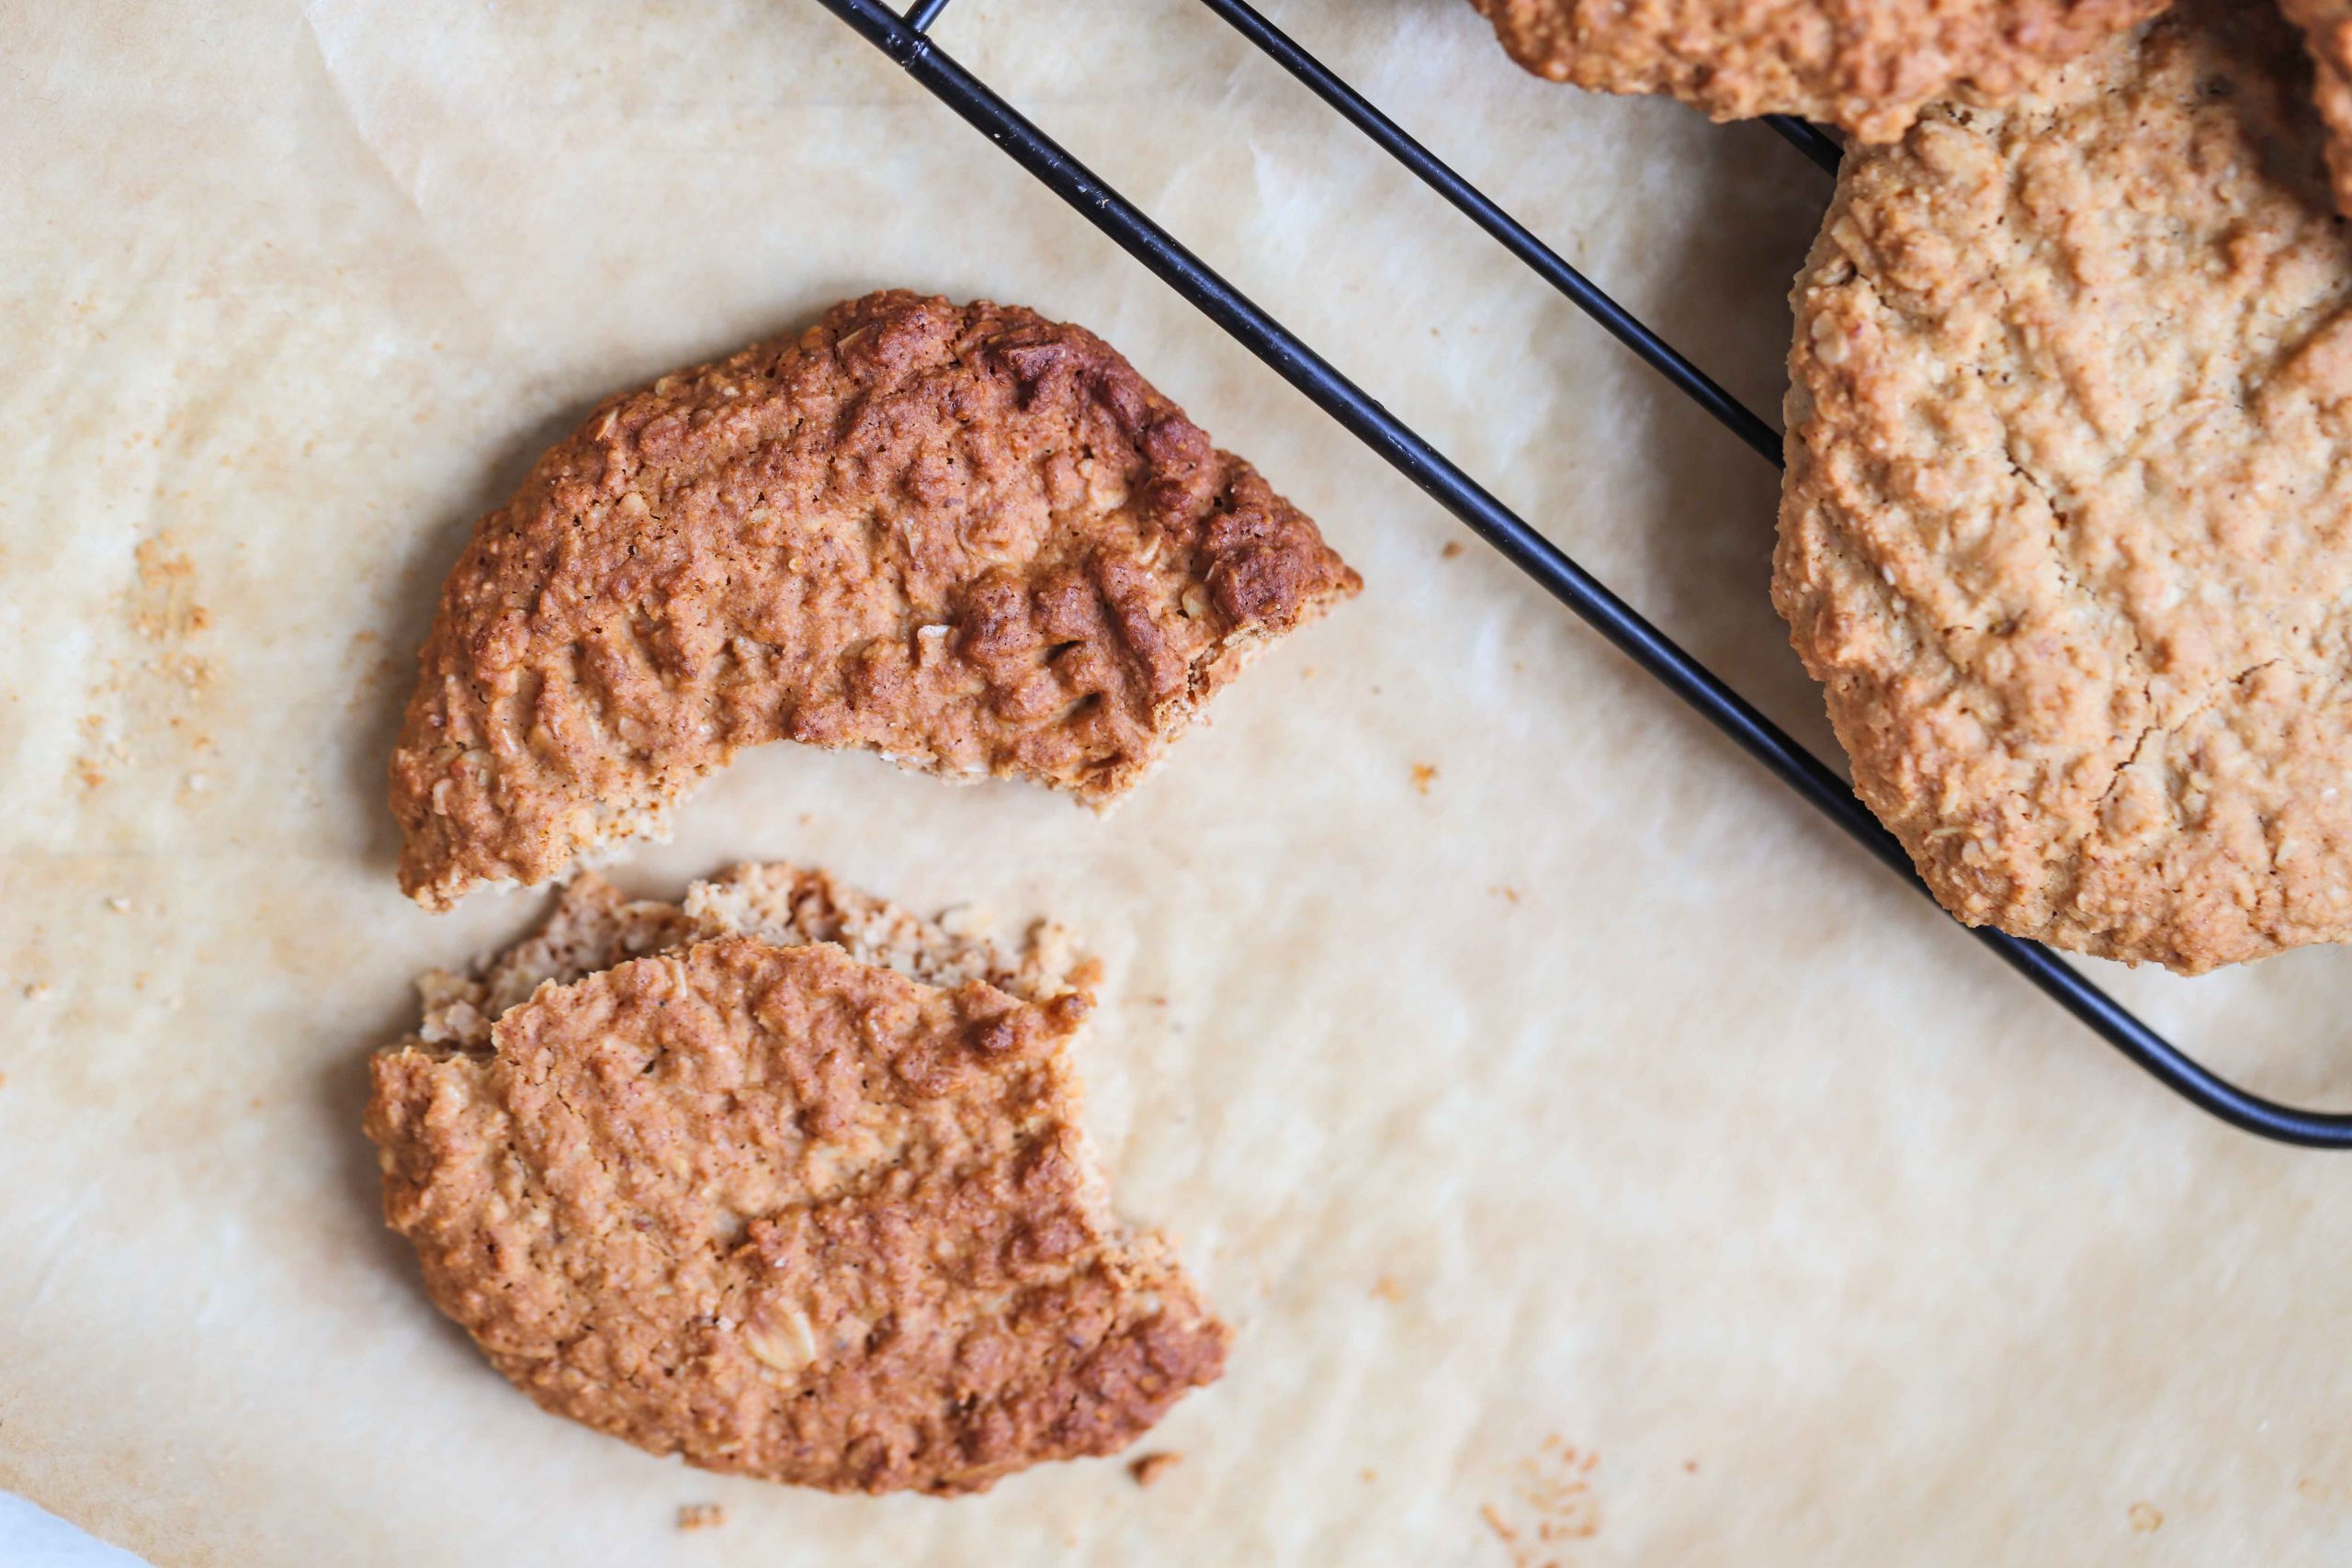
[815,0,2352,1148]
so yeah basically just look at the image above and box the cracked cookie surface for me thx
[1776,0,2352,973]
[389,290,1360,910]
[366,870,1227,1495]
[1467,0,2168,142]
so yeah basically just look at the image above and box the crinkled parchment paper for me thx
[8,1,2352,1562]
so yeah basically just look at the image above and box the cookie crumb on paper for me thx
[1484,1436,1600,1562]
[1127,1452,1182,1488]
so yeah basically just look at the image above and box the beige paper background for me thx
[7,1,2352,1562]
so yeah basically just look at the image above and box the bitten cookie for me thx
[390,290,1361,909]
[366,868,1229,1495]
[1468,0,2169,141]
[1777,1,2352,973]
[2283,0,2352,217]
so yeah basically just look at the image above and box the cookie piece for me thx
[389,291,1361,910]
[1468,0,2169,141]
[367,870,1227,1495]
[413,864,1091,1052]
[2283,0,2352,217]
[1778,1,2352,973]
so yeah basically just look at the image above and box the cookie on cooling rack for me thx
[366,867,1227,1495]
[1467,0,2168,141]
[390,289,1361,910]
[1776,0,2352,975]
[2283,0,2352,217]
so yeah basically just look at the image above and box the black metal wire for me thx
[809,0,2352,1147]
[903,0,950,30]
[1194,0,1780,465]
[1765,114,1844,174]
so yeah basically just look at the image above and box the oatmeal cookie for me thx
[2283,0,2352,216]
[390,291,1360,909]
[366,870,1227,1495]
[1469,0,2169,141]
[1777,1,2352,972]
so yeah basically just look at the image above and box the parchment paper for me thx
[9,1,2352,1562]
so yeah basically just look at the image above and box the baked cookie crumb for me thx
[1127,1451,1182,1487]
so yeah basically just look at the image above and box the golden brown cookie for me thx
[1469,0,2170,141]
[366,869,1228,1495]
[1777,1,2352,974]
[390,291,1361,910]
[2282,0,2352,216]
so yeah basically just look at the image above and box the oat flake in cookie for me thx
[365,867,1229,1495]
[1468,0,2169,142]
[389,290,1361,910]
[1778,0,2352,974]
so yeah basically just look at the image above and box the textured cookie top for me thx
[1469,0,2168,141]
[2283,0,2352,217]
[389,290,1361,910]
[1777,2,2352,974]
[368,873,1227,1495]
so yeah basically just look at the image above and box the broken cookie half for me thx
[366,865,1229,1495]
[389,290,1361,910]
